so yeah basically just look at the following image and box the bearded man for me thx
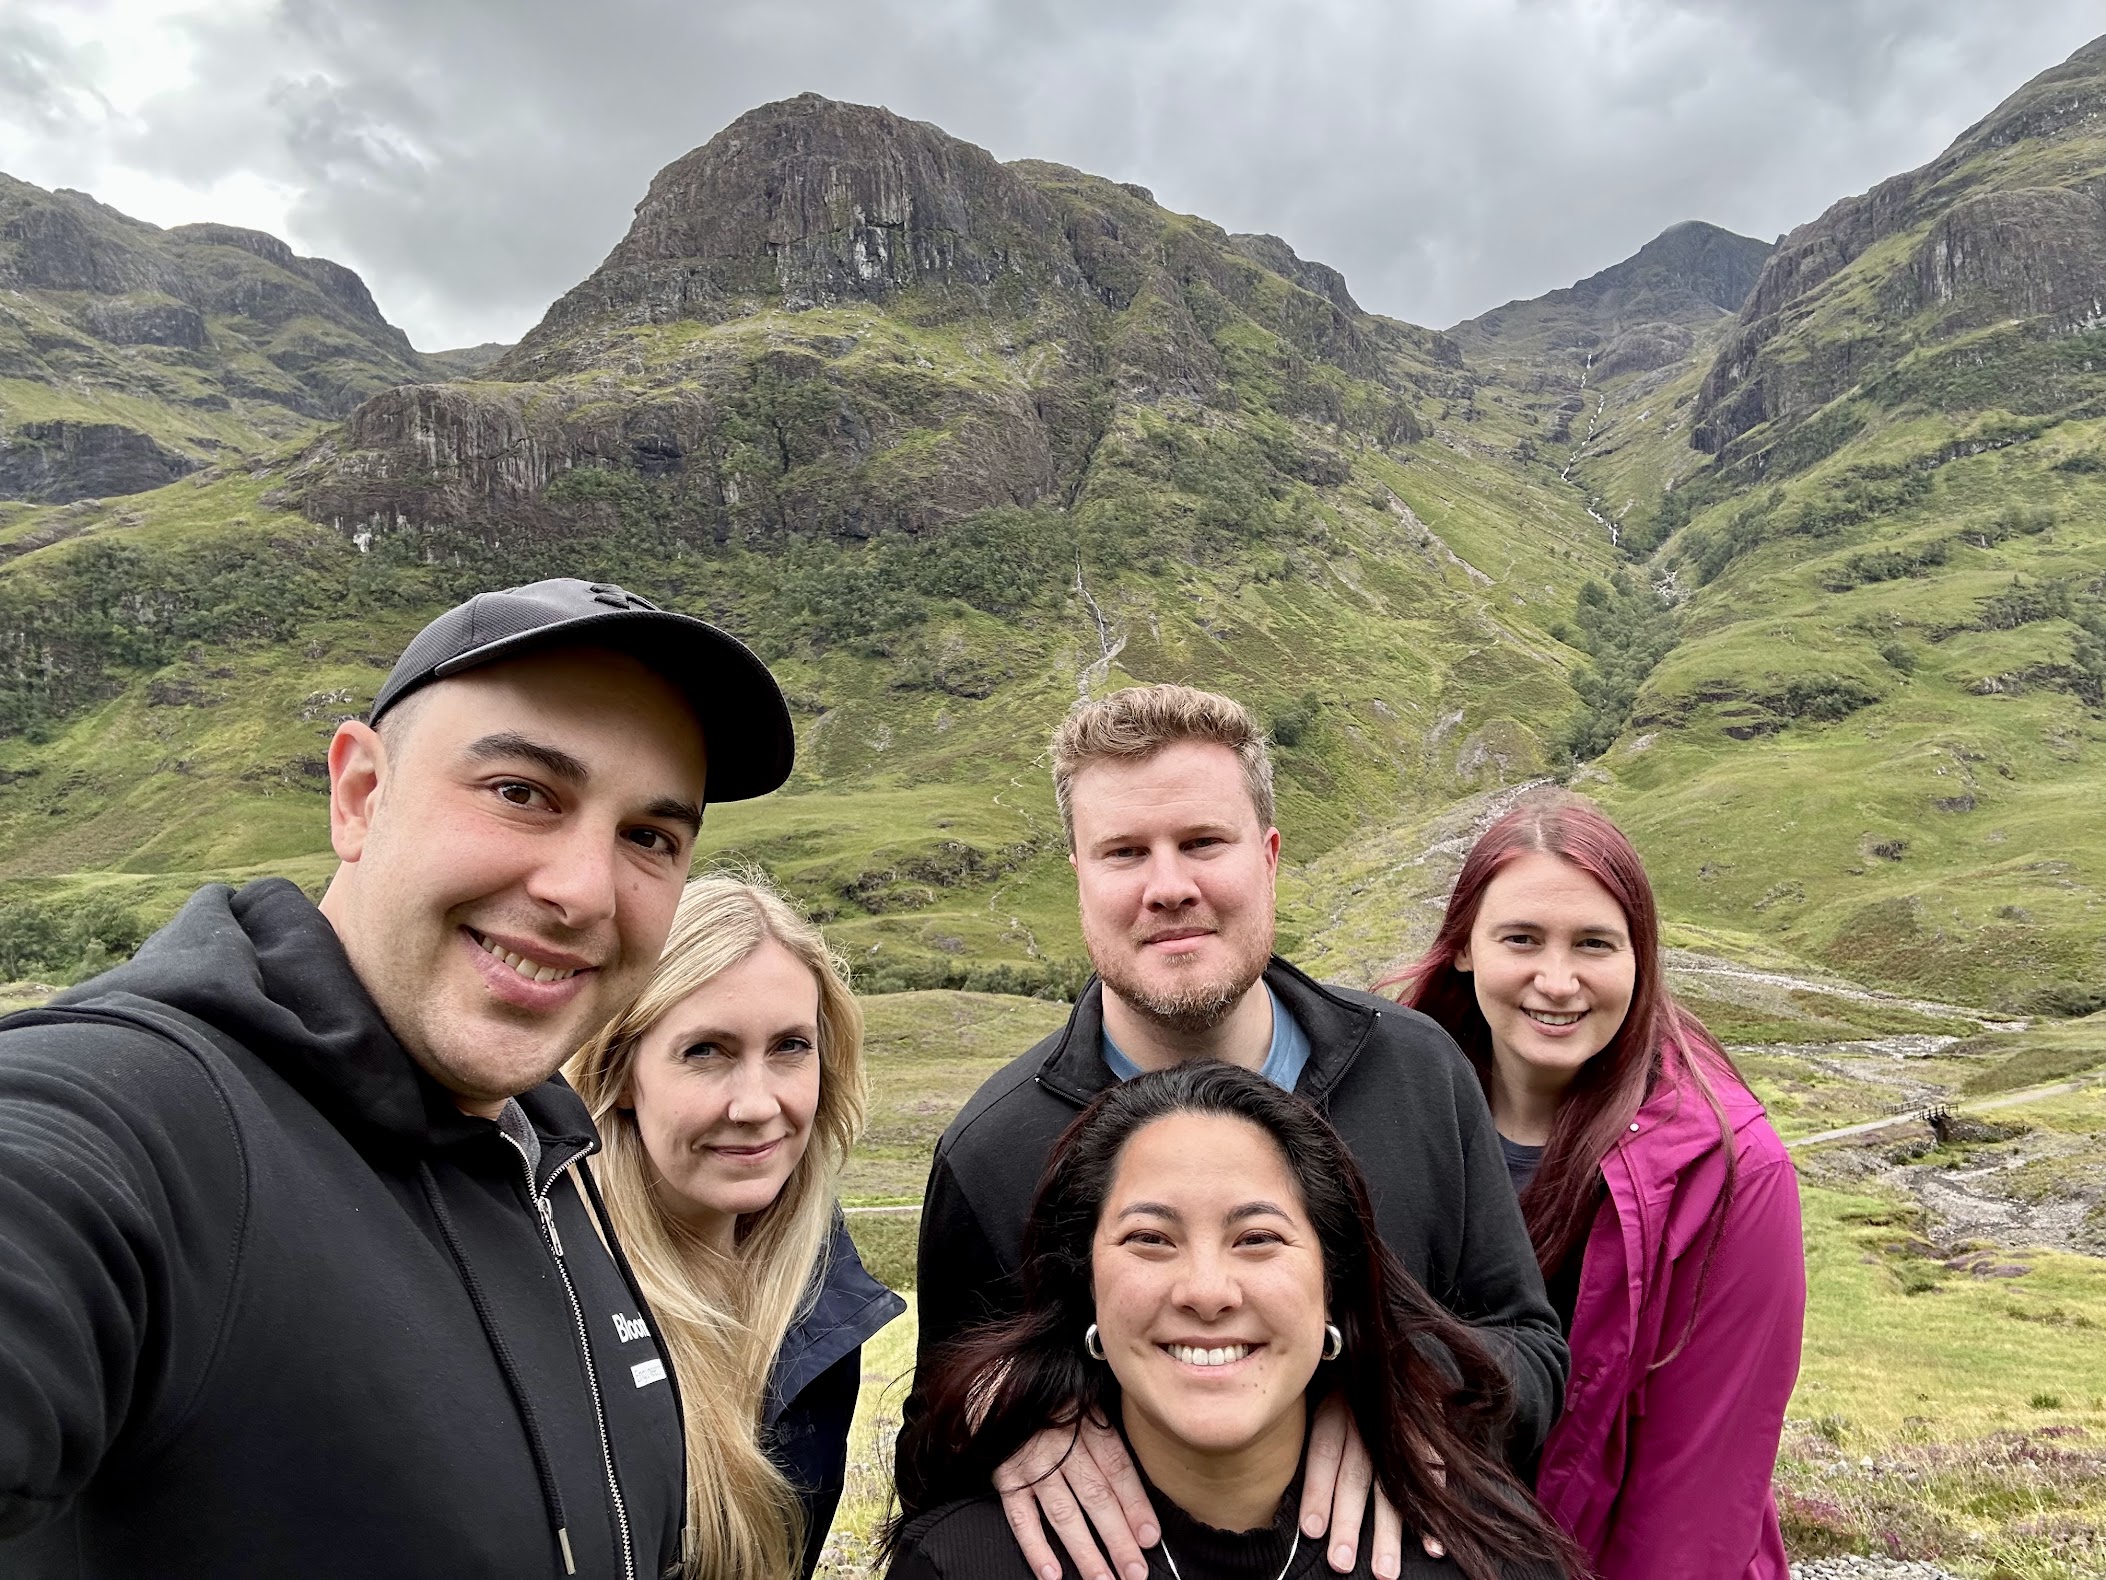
[909,684,1566,1580]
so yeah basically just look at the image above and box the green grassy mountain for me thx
[0,42,2101,1015]
[1565,36,2106,1010]
[1447,218,1775,553]
[0,93,1606,992]
[0,175,438,503]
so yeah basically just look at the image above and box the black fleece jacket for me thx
[909,959,1567,1457]
[0,880,685,1579]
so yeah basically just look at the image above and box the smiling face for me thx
[1092,1110,1325,1476]
[622,937,822,1245]
[1069,741,1280,1034]
[319,646,709,1116]
[1456,849,1638,1108]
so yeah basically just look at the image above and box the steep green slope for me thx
[0,96,1611,990]
[1576,39,2106,1009]
[0,176,434,502]
[1451,218,1773,549]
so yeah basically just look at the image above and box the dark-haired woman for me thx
[887,1062,1577,1580]
[1385,793,1803,1580]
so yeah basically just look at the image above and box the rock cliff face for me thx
[1227,233,1362,316]
[303,95,1434,546]
[0,176,431,501]
[1693,36,2106,467]
[505,95,1080,374]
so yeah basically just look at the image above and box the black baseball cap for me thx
[369,578,794,803]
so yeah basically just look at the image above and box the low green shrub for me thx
[0,891,147,983]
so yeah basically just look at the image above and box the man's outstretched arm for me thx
[0,1027,230,1534]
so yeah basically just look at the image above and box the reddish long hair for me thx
[1379,794,1739,1300]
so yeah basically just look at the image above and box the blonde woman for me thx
[565,875,905,1580]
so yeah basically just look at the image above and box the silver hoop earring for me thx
[1322,1323,1343,1361]
[1084,1323,1104,1360]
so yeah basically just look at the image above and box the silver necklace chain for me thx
[1157,1528,1300,1580]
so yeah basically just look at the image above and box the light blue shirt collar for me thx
[1101,982,1311,1092]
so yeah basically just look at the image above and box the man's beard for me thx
[1088,915,1274,1037]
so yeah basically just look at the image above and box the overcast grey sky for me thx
[3,0,2100,350]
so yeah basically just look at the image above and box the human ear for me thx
[1453,945,1473,974]
[327,720,388,863]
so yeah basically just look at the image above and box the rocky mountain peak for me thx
[168,222,297,271]
[505,94,1077,370]
[1577,220,1773,314]
[1447,218,1770,375]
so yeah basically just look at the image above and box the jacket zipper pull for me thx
[538,1194,565,1257]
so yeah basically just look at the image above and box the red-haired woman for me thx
[1383,793,1803,1580]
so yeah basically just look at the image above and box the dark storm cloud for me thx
[5,0,2099,347]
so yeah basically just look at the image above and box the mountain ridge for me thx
[294,94,1442,551]
[0,51,2099,1013]
[1693,35,2106,469]
[0,174,442,503]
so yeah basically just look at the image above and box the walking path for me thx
[1786,1078,2090,1149]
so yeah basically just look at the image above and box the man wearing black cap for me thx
[0,580,794,1579]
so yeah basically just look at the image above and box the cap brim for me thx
[430,608,794,803]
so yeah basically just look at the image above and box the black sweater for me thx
[890,1478,1555,1579]
[0,881,684,1579]
[909,960,1567,1456]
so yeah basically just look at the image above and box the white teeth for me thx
[1527,1010,1582,1025]
[475,932,577,983]
[1170,1343,1250,1368]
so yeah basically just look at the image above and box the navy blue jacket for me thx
[764,1216,904,1577]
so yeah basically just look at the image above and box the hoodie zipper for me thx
[512,1138,636,1580]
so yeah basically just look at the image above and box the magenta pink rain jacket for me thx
[1533,1048,1805,1579]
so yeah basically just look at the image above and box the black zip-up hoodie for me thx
[909,959,1568,1458]
[0,879,685,1579]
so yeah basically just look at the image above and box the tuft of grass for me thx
[1960,1017,2106,1097]
[813,1300,917,1579]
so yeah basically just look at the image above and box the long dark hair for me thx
[1380,794,1739,1320]
[890,1063,1579,1580]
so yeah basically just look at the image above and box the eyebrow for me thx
[1115,1200,1293,1223]
[466,732,591,783]
[465,732,704,835]
[1486,917,1627,939]
[1092,821,1240,850]
[646,796,705,835]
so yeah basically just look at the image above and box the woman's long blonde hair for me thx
[564,874,868,1580]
